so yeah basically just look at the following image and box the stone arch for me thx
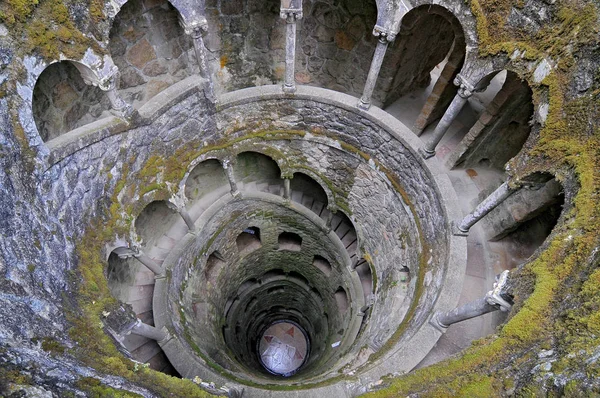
[109,0,194,108]
[296,0,379,97]
[378,4,466,109]
[183,158,229,212]
[32,60,112,142]
[483,172,564,269]
[289,171,330,214]
[134,200,181,249]
[233,151,282,187]
[446,70,534,170]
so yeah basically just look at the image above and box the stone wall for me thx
[204,0,286,93]
[32,61,111,142]
[109,0,195,107]
[295,0,377,96]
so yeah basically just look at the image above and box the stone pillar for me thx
[431,270,512,331]
[134,252,164,275]
[283,177,291,200]
[455,181,522,235]
[113,247,164,275]
[100,74,134,118]
[179,209,196,232]
[182,17,215,102]
[325,208,335,230]
[223,159,240,197]
[130,319,170,342]
[358,28,395,110]
[280,1,302,94]
[419,76,474,159]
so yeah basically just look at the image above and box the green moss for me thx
[41,337,65,354]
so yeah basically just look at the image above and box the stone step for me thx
[268,184,283,195]
[256,182,269,192]
[341,231,357,248]
[291,190,303,203]
[132,339,163,363]
[301,194,314,209]
[311,200,325,216]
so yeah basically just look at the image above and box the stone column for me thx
[113,247,164,275]
[130,319,170,342]
[419,77,474,159]
[179,209,196,232]
[455,181,522,235]
[283,177,291,200]
[431,270,512,331]
[358,28,395,110]
[223,159,240,197]
[183,17,215,102]
[280,1,302,94]
[100,74,134,118]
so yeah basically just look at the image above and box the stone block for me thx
[221,0,244,16]
[123,26,145,43]
[334,30,356,51]
[126,38,157,69]
[119,67,146,89]
[143,60,168,77]
[314,25,335,43]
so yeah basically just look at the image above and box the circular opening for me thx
[258,320,310,377]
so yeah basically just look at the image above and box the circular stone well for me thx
[144,86,467,396]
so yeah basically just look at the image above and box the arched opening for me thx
[205,251,227,284]
[380,5,466,117]
[203,0,284,92]
[484,174,564,270]
[184,159,230,220]
[446,71,534,171]
[134,200,181,250]
[106,250,178,376]
[109,0,193,108]
[234,151,282,192]
[290,172,329,216]
[354,258,373,302]
[278,232,302,251]
[32,61,111,142]
[313,255,332,276]
[236,227,262,254]
[297,0,378,97]
[334,286,349,313]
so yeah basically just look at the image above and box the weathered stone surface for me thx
[126,38,157,69]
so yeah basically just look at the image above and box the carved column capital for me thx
[181,17,209,39]
[280,10,302,22]
[453,75,476,99]
[372,25,396,42]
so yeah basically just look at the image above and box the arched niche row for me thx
[234,151,282,190]
[203,0,284,93]
[109,0,193,108]
[106,249,179,376]
[378,5,466,110]
[236,226,262,254]
[296,0,378,97]
[134,200,181,250]
[290,172,329,216]
[32,61,111,142]
[446,71,534,171]
[485,174,565,269]
[331,211,358,261]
